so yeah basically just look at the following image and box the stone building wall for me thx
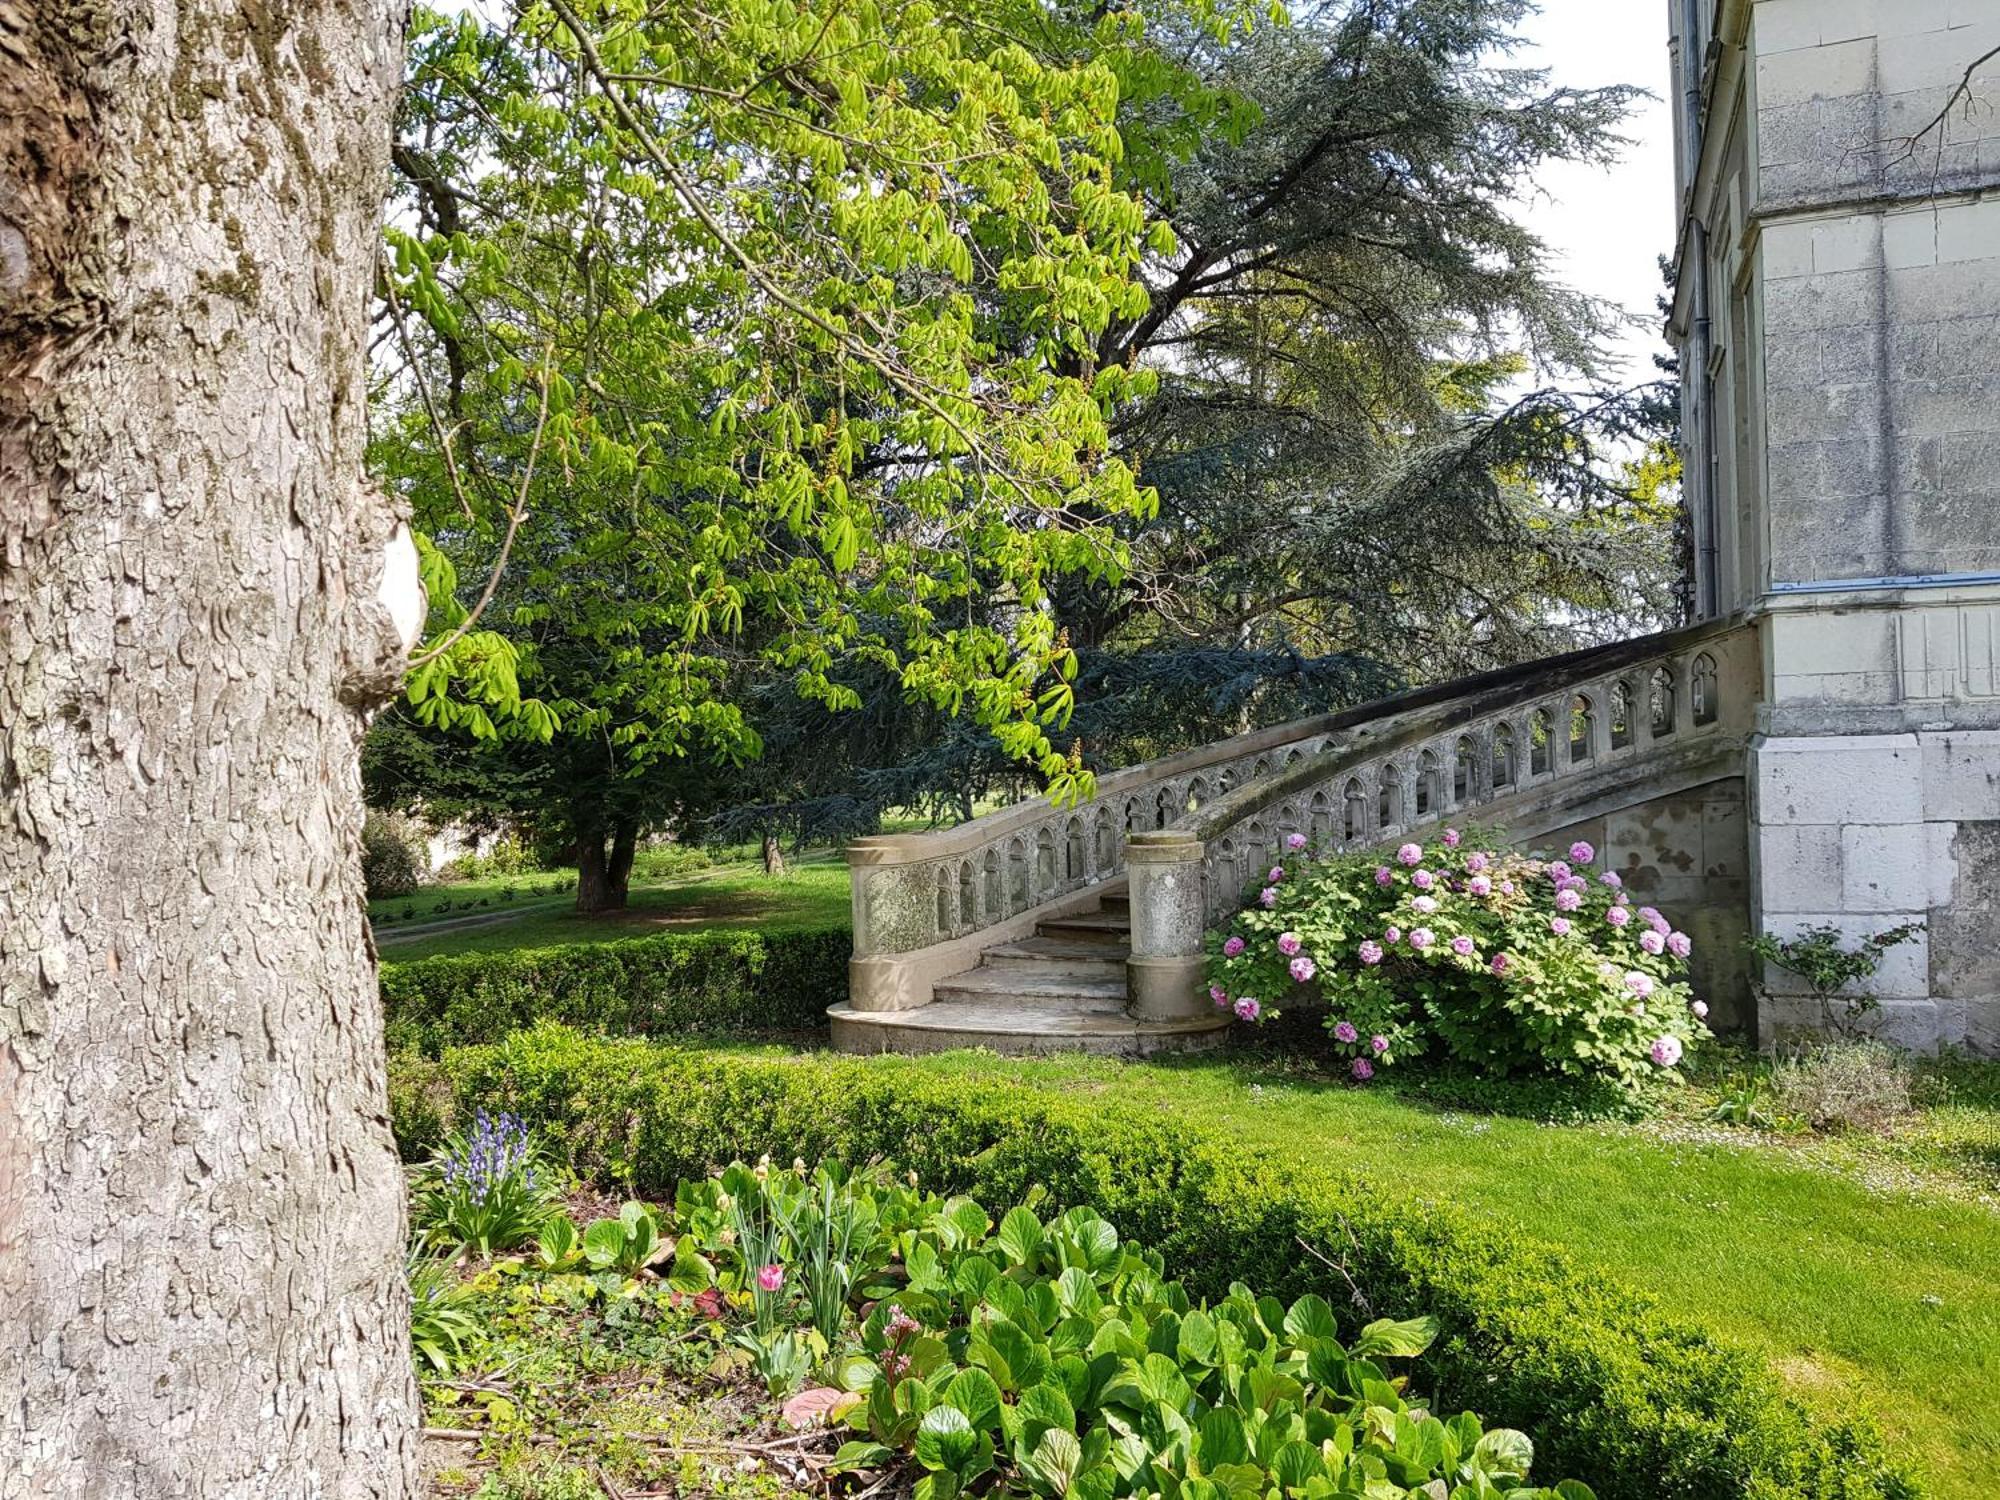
[1669,0,2000,1050]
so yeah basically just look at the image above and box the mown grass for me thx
[374,857,851,960]
[856,1045,2000,1499]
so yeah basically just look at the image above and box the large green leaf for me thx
[1281,1295,1339,1346]
[916,1405,979,1472]
[998,1206,1046,1268]
[1471,1428,1534,1480]
[1352,1314,1440,1360]
[942,1367,1003,1432]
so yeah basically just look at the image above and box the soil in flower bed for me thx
[416,1256,885,1500]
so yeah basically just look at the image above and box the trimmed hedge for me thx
[391,1026,1918,1500]
[378,926,848,1055]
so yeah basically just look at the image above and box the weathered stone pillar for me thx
[1124,831,1209,1021]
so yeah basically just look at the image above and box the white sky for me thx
[1506,0,1678,384]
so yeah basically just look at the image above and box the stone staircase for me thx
[828,885,1233,1056]
[833,619,1757,1057]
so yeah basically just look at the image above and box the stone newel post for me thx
[1124,830,1209,1022]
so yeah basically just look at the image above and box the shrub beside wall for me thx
[378,926,849,1054]
[390,1026,1916,1500]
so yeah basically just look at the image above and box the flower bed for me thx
[1206,832,1709,1087]
[410,1147,1596,1499]
[388,1027,1916,1500]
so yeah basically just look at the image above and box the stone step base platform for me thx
[828,887,1232,1057]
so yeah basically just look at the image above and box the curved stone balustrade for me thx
[845,714,1363,1010]
[1119,618,1761,1017]
[846,615,1756,1019]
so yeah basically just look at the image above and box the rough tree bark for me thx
[0,1,422,1494]
[574,818,638,914]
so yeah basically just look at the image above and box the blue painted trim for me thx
[1769,571,2000,595]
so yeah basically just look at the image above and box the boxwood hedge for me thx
[378,925,848,1054]
[389,1025,1918,1500]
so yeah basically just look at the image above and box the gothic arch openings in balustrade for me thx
[1609,679,1636,751]
[983,848,1002,918]
[1649,665,1677,738]
[1343,777,1367,842]
[1007,837,1029,913]
[935,866,954,936]
[1035,826,1058,897]
[1154,785,1174,829]
[1377,760,1402,831]
[1093,809,1116,872]
[1416,748,1440,817]
[1453,736,1475,806]
[1064,816,1086,883]
[959,860,977,930]
[1530,708,1553,777]
[1491,722,1516,792]
[1310,788,1334,843]
[1691,652,1719,726]
[1569,694,1596,765]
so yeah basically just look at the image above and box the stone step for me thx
[1096,891,1130,913]
[933,967,1130,1012]
[1037,911,1132,939]
[983,935,1130,971]
[828,1000,1231,1059]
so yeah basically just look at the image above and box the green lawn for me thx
[373,856,850,960]
[864,1046,1998,1498]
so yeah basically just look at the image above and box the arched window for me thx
[1530,708,1553,776]
[1094,810,1116,872]
[1610,680,1635,750]
[935,867,954,935]
[1692,652,1719,726]
[1154,786,1174,829]
[1343,778,1367,842]
[983,848,1002,917]
[1188,776,1210,811]
[1454,737,1475,804]
[1649,665,1677,738]
[1416,748,1440,817]
[1284,748,1304,766]
[959,860,977,926]
[1007,838,1029,912]
[1570,694,1596,763]
[1310,789,1334,843]
[1124,798,1142,835]
[1064,817,1086,882]
[1491,723,1516,791]
[1253,757,1272,778]
[1035,827,1057,894]
[1377,762,1401,829]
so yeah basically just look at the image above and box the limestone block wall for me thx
[1752,728,2000,1051]
[1750,1,2000,587]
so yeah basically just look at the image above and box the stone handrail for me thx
[1120,616,1760,1018]
[845,708,1380,972]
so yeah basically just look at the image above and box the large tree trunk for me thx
[575,818,638,913]
[0,2,421,1494]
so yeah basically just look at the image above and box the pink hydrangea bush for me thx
[1204,830,1710,1087]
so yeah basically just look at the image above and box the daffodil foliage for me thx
[375,0,1268,806]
